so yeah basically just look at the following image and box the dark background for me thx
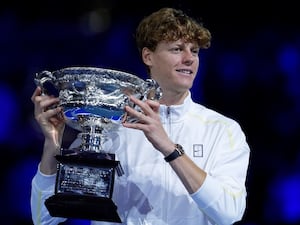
[0,0,299,225]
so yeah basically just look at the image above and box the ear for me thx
[142,47,153,66]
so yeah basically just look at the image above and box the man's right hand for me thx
[31,86,65,174]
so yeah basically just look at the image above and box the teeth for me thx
[178,70,192,74]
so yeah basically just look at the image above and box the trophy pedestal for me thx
[45,151,122,223]
[45,194,121,222]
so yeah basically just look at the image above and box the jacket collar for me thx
[159,91,193,122]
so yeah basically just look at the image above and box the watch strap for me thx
[164,144,185,162]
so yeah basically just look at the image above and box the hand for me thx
[122,96,174,155]
[31,86,65,146]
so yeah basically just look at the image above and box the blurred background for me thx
[0,0,299,224]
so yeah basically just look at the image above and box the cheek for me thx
[157,54,177,65]
[152,60,170,77]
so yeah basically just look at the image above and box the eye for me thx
[191,48,200,55]
[170,47,182,53]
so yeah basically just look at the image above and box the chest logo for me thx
[193,144,203,157]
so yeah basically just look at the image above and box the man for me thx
[31,7,250,225]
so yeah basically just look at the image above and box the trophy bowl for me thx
[34,66,162,222]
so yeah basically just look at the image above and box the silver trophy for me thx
[34,67,162,222]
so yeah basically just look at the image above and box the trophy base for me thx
[45,193,122,223]
[45,151,123,223]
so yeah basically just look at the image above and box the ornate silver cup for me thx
[34,67,162,222]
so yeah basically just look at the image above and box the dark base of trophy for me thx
[44,150,123,223]
[45,194,121,222]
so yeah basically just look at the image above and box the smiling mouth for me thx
[176,69,193,76]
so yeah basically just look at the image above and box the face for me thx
[142,39,200,96]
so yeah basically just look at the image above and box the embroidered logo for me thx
[193,144,203,157]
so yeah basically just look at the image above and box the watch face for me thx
[175,144,184,155]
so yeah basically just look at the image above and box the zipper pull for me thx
[167,106,171,116]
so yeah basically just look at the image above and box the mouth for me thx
[176,69,193,76]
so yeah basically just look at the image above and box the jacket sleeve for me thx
[30,164,67,225]
[190,121,250,225]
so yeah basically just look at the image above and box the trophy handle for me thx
[144,79,162,101]
[34,70,59,97]
[123,79,162,123]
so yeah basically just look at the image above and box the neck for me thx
[159,91,189,106]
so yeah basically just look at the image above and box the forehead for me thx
[157,39,199,48]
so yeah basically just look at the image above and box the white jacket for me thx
[31,92,250,225]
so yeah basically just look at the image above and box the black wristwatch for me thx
[164,144,185,162]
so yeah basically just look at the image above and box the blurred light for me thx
[278,45,300,76]
[277,44,300,100]
[3,157,39,222]
[0,83,18,142]
[268,173,300,223]
[216,51,247,88]
[80,8,111,35]
[99,21,136,72]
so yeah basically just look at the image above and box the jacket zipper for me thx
[164,106,172,223]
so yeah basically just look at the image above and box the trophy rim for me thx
[52,66,145,83]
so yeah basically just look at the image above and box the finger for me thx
[145,99,160,113]
[42,97,60,110]
[124,105,144,119]
[129,96,152,115]
[43,106,64,120]
[34,96,60,116]
[121,112,128,123]
[31,86,42,103]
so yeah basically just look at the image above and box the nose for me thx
[182,49,194,65]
